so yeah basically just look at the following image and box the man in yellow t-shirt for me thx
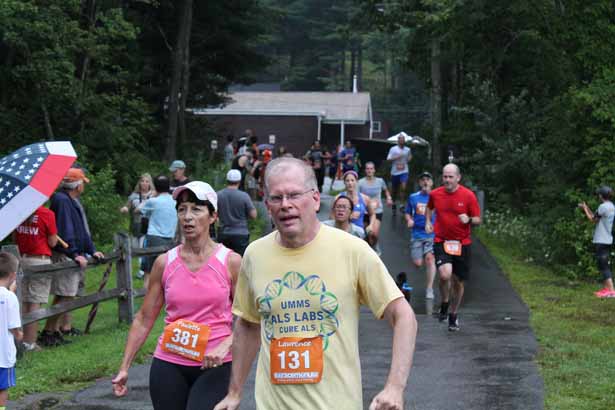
[214,158,417,410]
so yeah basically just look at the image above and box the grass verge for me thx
[13,261,163,399]
[476,229,615,410]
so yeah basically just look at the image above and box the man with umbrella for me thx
[38,167,104,347]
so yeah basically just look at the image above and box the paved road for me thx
[12,192,543,410]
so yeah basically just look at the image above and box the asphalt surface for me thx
[12,189,544,410]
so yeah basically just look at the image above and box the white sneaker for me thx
[425,288,435,299]
[136,270,145,279]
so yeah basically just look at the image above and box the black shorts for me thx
[149,358,231,410]
[434,242,472,281]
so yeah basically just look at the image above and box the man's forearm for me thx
[385,299,417,391]
[228,318,261,396]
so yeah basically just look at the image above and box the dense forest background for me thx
[2,0,615,277]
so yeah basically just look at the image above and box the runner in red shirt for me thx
[13,206,58,350]
[425,164,481,332]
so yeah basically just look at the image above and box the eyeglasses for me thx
[267,189,314,205]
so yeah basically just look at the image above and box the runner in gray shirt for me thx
[579,185,615,298]
[358,162,392,255]
[217,169,257,255]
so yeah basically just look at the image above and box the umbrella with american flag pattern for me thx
[0,141,77,241]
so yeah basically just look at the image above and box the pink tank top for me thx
[154,244,233,366]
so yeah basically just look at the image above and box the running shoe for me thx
[37,330,71,347]
[22,342,42,352]
[594,288,615,298]
[448,314,460,332]
[61,327,82,336]
[438,302,449,322]
[136,270,145,279]
[425,288,435,299]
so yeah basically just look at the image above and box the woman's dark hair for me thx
[175,189,216,214]
[333,195,354,211]
[154,175,170,193]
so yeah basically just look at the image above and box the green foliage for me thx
[79,164,124,247]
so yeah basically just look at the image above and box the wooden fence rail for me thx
[1,233,171,328]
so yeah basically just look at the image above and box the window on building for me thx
[372,121,382,133]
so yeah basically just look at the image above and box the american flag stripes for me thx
[0,141,77,241]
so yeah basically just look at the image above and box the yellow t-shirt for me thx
[233,224,403,410]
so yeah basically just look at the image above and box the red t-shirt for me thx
[427,185,480,245]
[15,206,57,256]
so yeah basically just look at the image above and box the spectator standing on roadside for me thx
[169,160,190,193]
[40,168,104,346]
[139,175,177,289]
[425,164,480,332]
[304,141,325,193]
[579,186,615,298]
[216,170,257,256]
[231,154,250,192]
[0,252,22,410]
[387,135,412,213]
[224,136,235,166]
[120,174,154,278]
[13,206,58,351]
[405,172,437,300]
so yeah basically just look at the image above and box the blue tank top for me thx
[341,192,366,228]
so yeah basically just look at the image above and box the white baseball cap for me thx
[227,169,242,183]
[172,181,217,211]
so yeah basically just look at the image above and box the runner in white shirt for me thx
[386,135,412,213]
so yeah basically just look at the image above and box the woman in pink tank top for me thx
[112,181,242,410]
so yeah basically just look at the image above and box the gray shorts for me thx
[21,256,52,304]
[410,238,434,261]
[50,252,83,297]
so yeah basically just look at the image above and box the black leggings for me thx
[149,358,231,410]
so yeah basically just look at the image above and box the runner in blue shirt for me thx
[405,172,437,299]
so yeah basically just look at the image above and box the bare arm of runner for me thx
[383,183,393,206]
[248,208,258,220]
[424,207,434,233]
[202,252,242,369]
[369,297,417,410]
[405,213,414,228]
[112,254,165,397]
[213,318,261,410]
[365,194,377,234]
[10,327,23,342]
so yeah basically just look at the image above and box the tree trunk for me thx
[357,41,363,91]
[1,47,15,107]
[178,3,193,158]
[77,0,97,98]
[339,50,346,90]
[164,0,193,162]
[430,38,442,170]
[41,101,55,140]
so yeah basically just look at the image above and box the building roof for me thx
[191,92,372,124]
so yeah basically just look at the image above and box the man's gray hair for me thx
[60,179,83,191]
[264,157,317,196]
